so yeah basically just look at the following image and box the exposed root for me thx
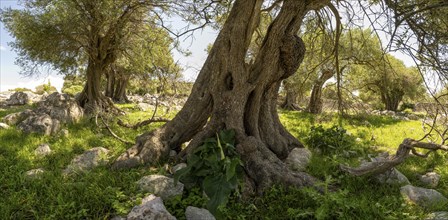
[237,136,319,194]
[99,114,133,145]
[340,138,448,176]
[117,118,170,129]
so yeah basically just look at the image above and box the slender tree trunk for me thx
[307,69,334,114]
[105,67,130,103]
[113,76,130,103]
[381,89,404,111]
[113,0,329,194]
[105,68,116,98]
[281,81,301,110]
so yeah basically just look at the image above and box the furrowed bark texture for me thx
[77,57,117,114]
[307,69,334,114]
[281,81,301,111]
[113,0,329,193]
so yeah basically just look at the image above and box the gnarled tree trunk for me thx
[77,33,118,114]
[307,69,334,114]
[113,0,329,193]
[381,88,404,111]
[105,66,130,103]
[77,57,116,114]
[281,81,301,111]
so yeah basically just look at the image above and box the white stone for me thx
[419,172,441,188]
[63,147,110,174]
[400,185,448,209]
[25,168,45,179]
[34,143,52,157]
[185,206,215,220]
[137,175,184,200]
[127,195,176,220]
[0,122,10,129]
[285,148,312,172]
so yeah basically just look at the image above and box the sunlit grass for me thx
[0,106,446,219]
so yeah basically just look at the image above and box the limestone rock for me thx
[3,109,35,125]
[375,168,410,186]
[185,206,215,220]
[63,147,110,174]
[18,114,61,135]
[34,143,52,157]
[137,175,184,200]
[35,92,83,123]
[400,185,448,209]
[135,103,154,112]
[6,91,32,105]
[419,172,441,188]
[425,212,448,220]
[0,122,9,129]
[127,195,176,220]
[285,148,312,172]
[25,168,45,179]
[60,129,69,137]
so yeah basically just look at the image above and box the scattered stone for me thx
[60,129,69,137]
[425,212,448,220]
[34,143,52,157]
[361,153,411,185]
[18,114,61,135]
[400,185,448,209]
[419,172,441,188]
[408,114,420,120]
[0,122,9,129]
[285,148,312,172]
[171,163,187,174]
[35,92,83,123]
[3,109,35,125]
[6,91,32,105]
[63,147,110,175]
[127,194,176,220]
[374,168,410,185]
[185,206,215,220]
[135,103,154,112]
[137,175,184,200]
[25,168,45,179]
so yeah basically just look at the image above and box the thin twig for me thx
[100,114,133,145]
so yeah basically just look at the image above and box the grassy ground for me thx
[0,105,446,219]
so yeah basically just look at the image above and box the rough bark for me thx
[307,69,334,114]
[381,88,404,111]
[105,66,130,103]
[77,58,117,114]
[281,81,301,111]
[113,0,330,194]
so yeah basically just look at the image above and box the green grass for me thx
[0,106,447,219]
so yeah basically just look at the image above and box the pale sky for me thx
[0,1,416,93]
[0,1,217,92]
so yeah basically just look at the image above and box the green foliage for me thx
[9,87,32,92]
[174,129,242,216]
[62,74,84,96]
[35,80,57,95]
[400,102,415,112]
[305,125,356,155]
[165,188,208,220]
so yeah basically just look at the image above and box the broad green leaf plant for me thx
[174,129,243,216]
